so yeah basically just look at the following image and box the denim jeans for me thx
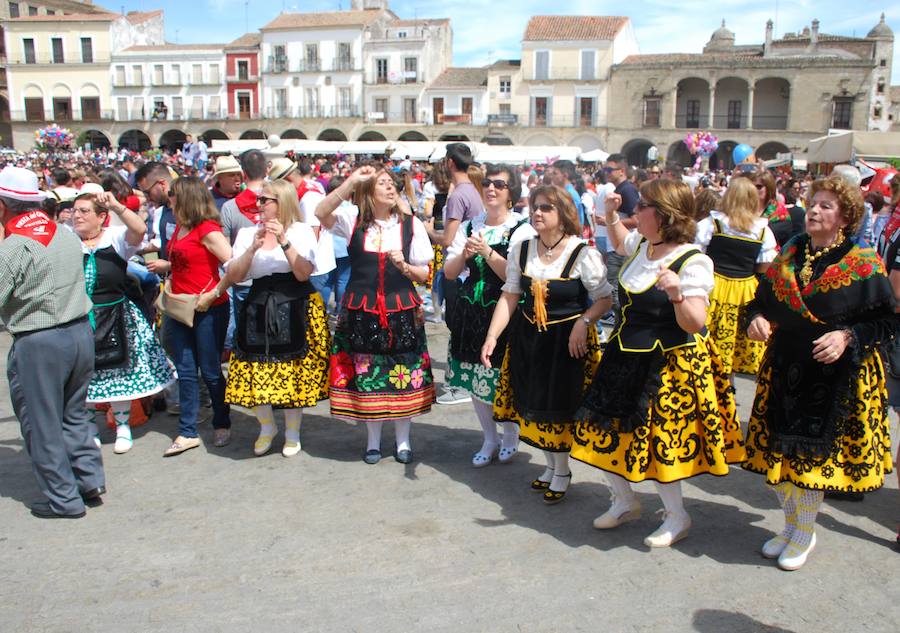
[224,284,250,351]
[605,251,625,311]
[162,302,231,438]
[311,257,351,311]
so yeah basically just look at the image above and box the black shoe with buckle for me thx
[543,473,572,505]
[394,444,413,464]
[531,468,554,492]
[364,449,382,465]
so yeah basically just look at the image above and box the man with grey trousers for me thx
[0,166,105,519]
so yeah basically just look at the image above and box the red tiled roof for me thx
[261,10,390,30]
[125,10,163,25]
[427,67,488,89]
[524,16,629,41]
[226,33,261,49]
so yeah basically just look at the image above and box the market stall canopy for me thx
[807,131,900,164]
[390,142,439,161]
[578,148,610,163]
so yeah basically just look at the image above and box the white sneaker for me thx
[113,436,133,454]
[436,386,472,405]
[643,511,691,547]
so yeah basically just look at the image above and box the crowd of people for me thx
[1,140,898,573]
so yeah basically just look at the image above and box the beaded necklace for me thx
[799,235,844,286]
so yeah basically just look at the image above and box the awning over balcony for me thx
[807,131,900,164]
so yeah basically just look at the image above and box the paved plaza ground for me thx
[0,324,897,633]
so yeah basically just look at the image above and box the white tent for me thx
[579,148,610,163]
[807,131,900,164]
[338,140,394,156]
[390,142,439,161]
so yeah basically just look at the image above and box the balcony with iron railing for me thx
[365,72,421,86]
[226,72,260,83]
[525,67,607,82]
[673,114,788,130]
[262,106,362,119]
[9,52,111,65]
[265,56,361,74]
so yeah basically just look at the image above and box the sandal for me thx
[531,468,554,492]
[543,473,572,505]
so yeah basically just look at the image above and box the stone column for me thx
[708,84,716,129]
[747,84,754,129]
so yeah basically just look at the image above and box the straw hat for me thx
[212,155,242,180]
[268,157,297,181]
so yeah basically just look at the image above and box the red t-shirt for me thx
[167,219,228,306]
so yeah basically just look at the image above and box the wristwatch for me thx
[280,240,291,252]
[581,316,592,326]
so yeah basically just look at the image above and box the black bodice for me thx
[705,218,763,279]
[519,239,590,324]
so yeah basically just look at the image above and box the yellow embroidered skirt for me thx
[493,322,601,452]
[706,273,766,375]
[571,336,745,483]
[225,293,330,408]
[742,351,893,492]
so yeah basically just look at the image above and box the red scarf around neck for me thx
[4,210,57,246]
[235,189,260,224]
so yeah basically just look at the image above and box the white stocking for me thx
[606,472,636,504]
[773,481,798,541]
[500,422,519,450]
[472,400,499,456]
[111,402,131,440]
[790,485,823,549]
[366,422,384,452]
[549,452,572,492]
[654,481,687,517]
[284,408,302,444]
[394,418,412,452]
[253,405,277,440]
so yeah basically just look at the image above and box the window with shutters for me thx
[80,97,100,120]
[580,50,595,80]
[832,98,852,129]
[642,98,660,127]
[22,38,35,64]
[534,51,549,80]
[51,38,64,64]
[80,38,93,63]
[24,97,44,121]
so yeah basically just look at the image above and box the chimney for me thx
[764,19,773,55]
[810,19,819,50]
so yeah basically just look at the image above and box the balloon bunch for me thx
[684,132,719,170]
[34,124,74,150]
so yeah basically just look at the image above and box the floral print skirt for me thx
[328,306,435,422]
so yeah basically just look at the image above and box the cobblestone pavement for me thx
[0,324,897,633]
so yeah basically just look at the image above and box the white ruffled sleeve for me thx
[286,222,318,267]
[678,252,715,299]
[446,219,469,259]
[329,204,358,241]
[623,229,644,256]
[501,240,525,295]
[694,217,714,251]
[508,221,536,252]
[224,226,253,270]
[577,247,614,301]
[108,225,140,261]
[757,226,777,264]
[408,216,435,266]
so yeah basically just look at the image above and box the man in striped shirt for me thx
[0,166,106,519]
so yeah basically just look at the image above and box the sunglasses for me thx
[603,166,621,173]
[754,184,766,191]
[481,178,509,190]
[637,199,658,209]
[533,203,556,213]
[256,196,277,205]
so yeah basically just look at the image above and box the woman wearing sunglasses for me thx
[481,185,612,503]
[224,179,328,457]
[444,164,534,467]
[571,179,743,547]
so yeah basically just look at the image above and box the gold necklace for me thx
[799,236,844,286]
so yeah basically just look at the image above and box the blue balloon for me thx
[732,143,753,165]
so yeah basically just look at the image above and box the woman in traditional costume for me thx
[224,179,328,457]
[696,177,777,375]
[481,185,611,503]
[444,164,533,466]
[72,191,175,454]
[744,176,897,570]
[316,165,434,464]
[571,178,744,547]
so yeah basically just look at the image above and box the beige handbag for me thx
[155,279,211,327]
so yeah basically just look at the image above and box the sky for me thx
[117,1,899,83]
